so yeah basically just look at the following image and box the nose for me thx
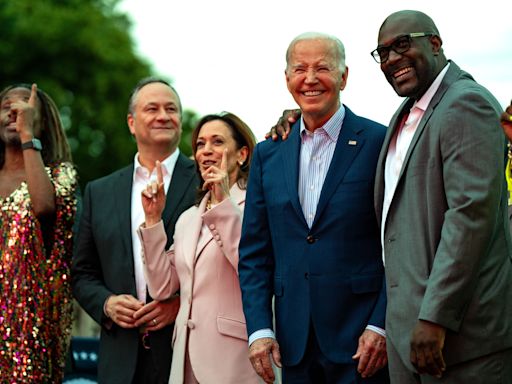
[156,107,170,121]
[202,141,213,153]
[304,69,318,84]
[386,49,402,65]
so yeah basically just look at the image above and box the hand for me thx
[410,320,446,378]
[133,295,180,331]
[501,100,512,142]
[141,160,166,226]
[265,109,301,141]
[249,337,282,383]
[105,294,144,329]
[11,83,39,142]
[352,329,388,378]
[202,148,230,204]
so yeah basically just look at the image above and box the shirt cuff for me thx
[248,328,275,346]
[366,325,386,338]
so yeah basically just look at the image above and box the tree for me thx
[0,0,197,187]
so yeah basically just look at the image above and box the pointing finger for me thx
[28,83,37,107]
[221,148,228,172]
[156,160,164,185]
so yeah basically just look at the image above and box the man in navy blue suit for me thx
[239,32,389,383]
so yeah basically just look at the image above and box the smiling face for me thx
[0,87,41,146]
[194,119,248,187]
[285,38,347,130]
[378,13,443,100]
[127,82,182,154]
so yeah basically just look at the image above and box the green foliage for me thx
[0,0,196,187]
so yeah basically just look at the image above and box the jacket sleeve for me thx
[238,144,276,335]
[138,220,180,301]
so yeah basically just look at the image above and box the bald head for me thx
[380,10,440,37]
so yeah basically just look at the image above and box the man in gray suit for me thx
[372,10,512,382]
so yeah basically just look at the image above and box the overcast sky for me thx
[118,0,512,140]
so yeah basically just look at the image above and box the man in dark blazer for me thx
[72,78,198,384]
[239,32,389,383]
[373,10,512,382]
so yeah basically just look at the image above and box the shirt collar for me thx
[133,148,180,179]
[414,62,450,112]
[300,104,346,141]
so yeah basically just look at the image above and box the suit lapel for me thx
[313,108,364,228]
[163,153,196,248]
[113,165,136,280]
[281,121,308,227]
[374,99,413,222]
[396,63,461,184]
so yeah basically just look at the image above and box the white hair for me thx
[285,32,346,73]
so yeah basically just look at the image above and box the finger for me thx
[220,148,228,172]
[271,344,282,368]
[260,354,275,382]
[28,83,37,107]
[142,189,153,199]
[156,160,164,185]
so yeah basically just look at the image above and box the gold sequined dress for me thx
[0,162,77,383]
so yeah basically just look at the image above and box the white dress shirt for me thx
[131,149,180,302]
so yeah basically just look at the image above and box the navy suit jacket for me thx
[239,106,387,366]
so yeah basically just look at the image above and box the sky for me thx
[118,0,512,140]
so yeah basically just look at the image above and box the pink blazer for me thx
[138,185,260,383]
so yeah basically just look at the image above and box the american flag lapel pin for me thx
[348,140,357,145]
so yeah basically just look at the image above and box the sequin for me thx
[1,162,78,383]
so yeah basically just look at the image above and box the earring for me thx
[238,161,244,166]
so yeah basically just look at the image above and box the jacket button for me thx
[306,235,315,244]
[187,320,195,329]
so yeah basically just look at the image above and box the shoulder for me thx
[85,164,133,191]
[344,106,387,141]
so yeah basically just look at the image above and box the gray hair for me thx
[128,77,182,116]
[285,32,346,73]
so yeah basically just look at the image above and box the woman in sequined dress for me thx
[0,83,78,383]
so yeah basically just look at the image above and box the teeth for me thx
[303,91,322,96]
[394,67,411,78]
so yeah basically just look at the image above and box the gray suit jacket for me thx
[375,61,512,368]
[72,153,198,384]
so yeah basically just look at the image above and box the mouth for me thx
[302,90,323,97]
[392,66,414,80]
[201,160,218,168]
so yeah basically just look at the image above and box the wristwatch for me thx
[21,138,42,151]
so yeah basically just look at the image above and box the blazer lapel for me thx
[281,121,308,227]
[193,195,210,264]
[162,153,196,248]
[313,108,365,228]
[396,62,461,184]
[374,98,414,222]
[113,165,136,280]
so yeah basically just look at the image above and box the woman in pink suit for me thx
[136,112,259,383]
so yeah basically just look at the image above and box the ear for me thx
[127,113,136,136]
[430,35,443,55]
[237,146,249,165]
[285,69,292,93]
[339,66,349,91]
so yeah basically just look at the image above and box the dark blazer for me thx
[239,106,387,366]
[72,153,198,384]
[375,61,512,369]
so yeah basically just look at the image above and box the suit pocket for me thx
[350,274,383,294]
[217,316,248,341]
